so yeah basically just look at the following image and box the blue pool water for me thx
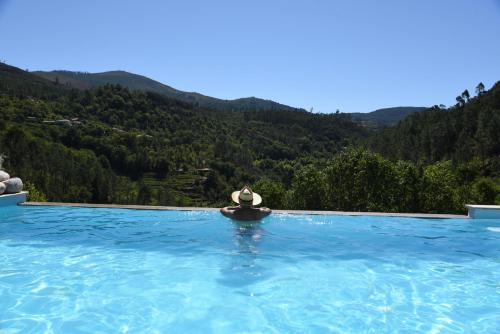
[0,206,499,333]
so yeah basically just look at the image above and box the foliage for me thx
[471,177,500,204]
[280,150,499,214]
[253,178,287,209]
[1,62,499,213]
[346,107,426,128]
[24,181,47,202]
[287,165,326,210]
[421,161,461,213]
[32,69,299,112]
[324,149,397,211]
[367,82,500,168]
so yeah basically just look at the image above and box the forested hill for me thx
[1,62,498,213]
[32,69,298,112]
[32,69,430,125]
[0,63,68,98]
[0,62,366,206]
[347,107,427,127]
[367,82,500,168]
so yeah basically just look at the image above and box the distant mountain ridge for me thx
[32,69,299,112]
[32,68,426,124]
[346,107,427,127]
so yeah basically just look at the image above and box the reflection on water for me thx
[217,221,269,287]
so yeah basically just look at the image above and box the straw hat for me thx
[231,186,262,206]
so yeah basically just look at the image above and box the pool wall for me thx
[0,192,28,207]
[466,204,500,219]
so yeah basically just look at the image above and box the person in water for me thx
[220,186,271,221]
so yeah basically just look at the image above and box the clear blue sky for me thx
[1,0,499,112]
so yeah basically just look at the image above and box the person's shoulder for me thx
[220,207,235,217]
[258,207,272,218]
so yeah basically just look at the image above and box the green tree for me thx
[289,165,326,210]
[456,95,465,107]
[253,178,287,209]
[475,82,485,96]
[393,160,423,213]
[137,180,152,205]
[324,149,397,212]
[461,89,470,102]
[421,161,461,213]
[471,177,499,204]
[24,181,48,202]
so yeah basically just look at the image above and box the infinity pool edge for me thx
[19,201,467,219]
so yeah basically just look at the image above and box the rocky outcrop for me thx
[0,182,5,195]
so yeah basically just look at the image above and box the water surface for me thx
[0,206,499,333]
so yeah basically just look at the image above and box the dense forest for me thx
[1,62,499,213]
[346,107,426,128]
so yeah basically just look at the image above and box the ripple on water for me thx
[0,206,499,333]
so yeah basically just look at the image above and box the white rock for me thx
[4,177,23,194]
[0,170,9,182]
[0,182,5,195]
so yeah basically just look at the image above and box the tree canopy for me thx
[1,63,498,213]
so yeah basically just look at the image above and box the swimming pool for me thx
[1,206,499,333]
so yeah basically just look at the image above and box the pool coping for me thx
[19,201,468,219]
